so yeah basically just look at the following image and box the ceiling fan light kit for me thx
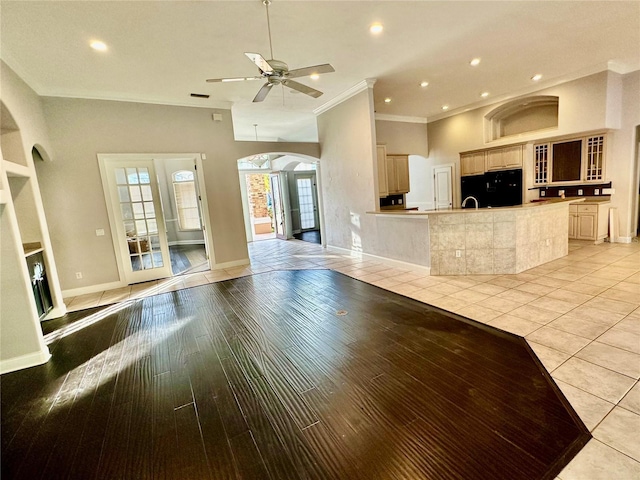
[205,0,335,102]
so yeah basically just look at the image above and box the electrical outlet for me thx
[455,250,462,258]
[96,228,105,236]
[75,272,83,279]
[545,239,550,246]
[578,189,583,196]
[540,191,546,197]
[594,189,600,195]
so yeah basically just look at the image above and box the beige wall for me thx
[317,89,431,267]
[317,90,378,252]
[375,120,428,157]
[426,70,640,237]
[37,97,321,291]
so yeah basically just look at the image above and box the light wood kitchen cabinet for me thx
[568,202,609,243]
[386,154,410,194]
[460,152,485,176]
[377,145,389,197]
[486,145,523,171]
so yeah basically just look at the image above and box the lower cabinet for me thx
[568,203,609,243]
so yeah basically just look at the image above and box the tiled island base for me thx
[430,202,571,275]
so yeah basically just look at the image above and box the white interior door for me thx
[434,165,453,210]
[100,158,173,284]
[269,173,286,240]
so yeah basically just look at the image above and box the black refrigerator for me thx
[461,168,522,208]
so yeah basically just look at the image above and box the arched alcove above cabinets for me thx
[485,96,559,142]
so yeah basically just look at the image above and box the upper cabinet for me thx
[534,134,605,185]
[388,155,410,194]
[486,145,523,171]
[377,146,410,197]
[460,144,523,176]
[460,152,485,176]
[377,145,389,197]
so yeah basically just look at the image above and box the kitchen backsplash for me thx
[535,182,612,198]
[380,194,405,208]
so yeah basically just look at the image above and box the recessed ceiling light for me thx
[384,98,392,103]
[480,92,489,98]
[370,23,383,34]
[90,40,107,51]
[531,74,543,81]
[420,81,429,88]
[470,58,481,66]
[310,74,320,80]
[442,105,449,110]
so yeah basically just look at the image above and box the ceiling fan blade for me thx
[282,79,323,98]
[245,52,274,74]
[206,76,263,83]
[253,83,274,102]
[287,63,335,79]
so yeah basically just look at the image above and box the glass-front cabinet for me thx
[534,134,605,185]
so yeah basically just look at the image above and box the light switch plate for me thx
[594,189,600,195]
[96,228,105,236]
[578,189,583,195]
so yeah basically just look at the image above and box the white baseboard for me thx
[0,348,51,375]
[616,236,632,244]
[43,305,67,320]
[167,240,206,246]
[326,245,431,276]
[211,258,251,270]
[62,280,127,298]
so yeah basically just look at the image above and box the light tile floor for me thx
[63,238,640,479]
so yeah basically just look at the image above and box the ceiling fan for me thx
[206,0,335,103]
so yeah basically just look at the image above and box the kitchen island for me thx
[368,198,583,275]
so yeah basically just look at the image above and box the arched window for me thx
[172,170,201,231]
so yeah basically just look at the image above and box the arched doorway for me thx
[237,154,322,245]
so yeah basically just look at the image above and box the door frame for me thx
[98,153,214,284]
[269,172,287,240]
[294,172,320,231]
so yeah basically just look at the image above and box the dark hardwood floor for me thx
[293,230,321,244]
[1,270,589,480]
[170,244,208,275]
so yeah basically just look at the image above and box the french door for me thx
[295,175,319,231]
[269,173,287,240]
[99,157,173,284]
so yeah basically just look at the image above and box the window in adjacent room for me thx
[172,170,202,231]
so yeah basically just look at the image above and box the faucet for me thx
[461,196,479,209]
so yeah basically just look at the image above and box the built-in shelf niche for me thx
[485,95,559,142]
[1,103,28,167]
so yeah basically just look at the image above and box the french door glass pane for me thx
[297,178,315,230]
[115,165,164,271]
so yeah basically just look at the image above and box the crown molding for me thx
[375,113,427,124]
[313,78,376,116]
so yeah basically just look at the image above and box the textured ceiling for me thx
[1,1,639,141]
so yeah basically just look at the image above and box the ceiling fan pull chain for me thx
[263,0,274,60]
